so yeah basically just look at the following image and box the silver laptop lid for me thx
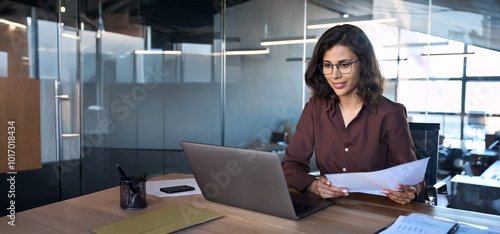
[181,141,298,219]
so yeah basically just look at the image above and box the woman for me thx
[281,24,424,204]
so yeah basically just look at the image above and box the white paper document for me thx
[380,212,500,234]
[405,213,500,234]
[380,215,457,234]
[325,158,429,192]
[146,178,202,197]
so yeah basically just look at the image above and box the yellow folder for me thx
[91,203,224,234]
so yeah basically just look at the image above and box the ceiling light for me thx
[212,48,270,56]
[62,134,79,138]
[88,105,104,111]
[383,42,449,48]
[61,33,79,40]
[135,50,182,55]
[307,15,397,29]
[420,52,475,57]
[0,18,27,29]
[260,36,317,46]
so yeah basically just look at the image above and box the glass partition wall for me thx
[1,0,499,216]
[79,1,223,193]
[224,0,307,149]
[0,0,82,214]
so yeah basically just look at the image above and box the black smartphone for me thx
[160,185,195,194]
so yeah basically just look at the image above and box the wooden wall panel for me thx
[0,23,41,173]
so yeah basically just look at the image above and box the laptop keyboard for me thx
[293,202,314,214]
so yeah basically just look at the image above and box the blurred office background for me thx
[0,0,499,216]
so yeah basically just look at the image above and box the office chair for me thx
[409,122,441,205]
[270,132,286,144]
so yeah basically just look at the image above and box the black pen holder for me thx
[120,177,147,209]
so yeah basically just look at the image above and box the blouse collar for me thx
[326,97,378,116]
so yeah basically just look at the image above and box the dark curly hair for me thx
[305,24,384,104]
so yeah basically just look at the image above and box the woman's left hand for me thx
[380,184,416,204]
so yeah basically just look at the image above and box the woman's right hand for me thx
[307,176,349,199]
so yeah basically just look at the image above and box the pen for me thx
[140,172,147,181]
[116,164,129,179]
[116,164,137,194]
[447,223,460,234]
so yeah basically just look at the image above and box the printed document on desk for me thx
[325,158,429,192]
[379,215,458,234]
[377,212,500,234]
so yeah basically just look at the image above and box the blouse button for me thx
[342,168,347,172]
[345,148,349,152]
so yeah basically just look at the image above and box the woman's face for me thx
[322,45,361,100]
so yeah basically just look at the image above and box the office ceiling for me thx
[311,0,500,19]
[2,0,500,49]
[310,0,373,16]
[87,0,500,49]
[4,0,500,28]
[406,0,500,18]
[79,0,249,46]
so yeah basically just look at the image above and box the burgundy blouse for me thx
[281,96,424,196]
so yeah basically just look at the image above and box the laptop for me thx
[180,141,335,220]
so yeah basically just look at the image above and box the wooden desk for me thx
[2,173,500,233]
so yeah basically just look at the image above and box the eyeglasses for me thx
[318,59,359,75]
